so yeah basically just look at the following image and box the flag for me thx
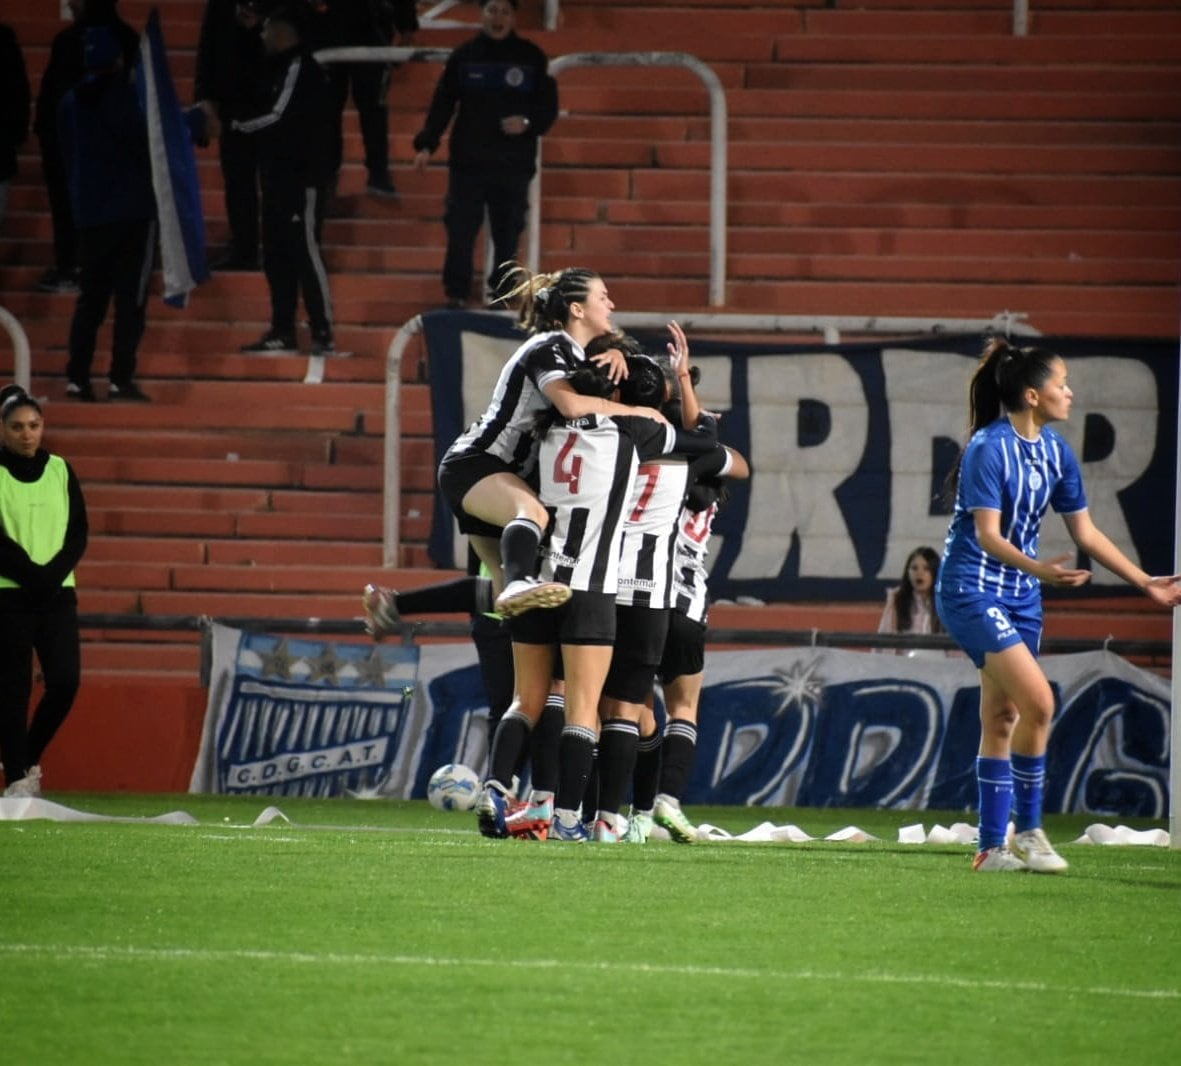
[137,8,209,308]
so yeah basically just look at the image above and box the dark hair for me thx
[0,386,41,422]
[944,337,1061,500]
[892,545,942,634]
[504,265,603,334]
[618,355,667,409]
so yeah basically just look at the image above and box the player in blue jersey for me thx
[936,338,1181,873]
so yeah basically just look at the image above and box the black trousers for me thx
[328,63,391,182]
[67,217,156,388]
[0,589,81,785]
[260,175,333,338]
[442,166,531,303]
[219,122,260,259]
[38,130,76,274]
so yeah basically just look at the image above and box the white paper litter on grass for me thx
[0,796,198,825]
[1073,824,1169,847]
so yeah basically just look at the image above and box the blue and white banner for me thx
[191,624,424,797]
[403,643,1172,817]
[424,313,1177,604]
[138,8,209,308]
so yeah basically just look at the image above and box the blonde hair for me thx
[502,265,602,334]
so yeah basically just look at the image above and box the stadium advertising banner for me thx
[193,629,1170,817]
[423,313,1177,603]
[191,624,424,798]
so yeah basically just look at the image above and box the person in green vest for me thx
[0,386,88,798]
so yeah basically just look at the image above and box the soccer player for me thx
[436,267,653,618]
[936,338,1181,873]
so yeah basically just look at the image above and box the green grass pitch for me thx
[2,794,1178,1064]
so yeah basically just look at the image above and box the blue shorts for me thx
[936,587,1042,669]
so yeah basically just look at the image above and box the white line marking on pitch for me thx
[0,943,1176,1001]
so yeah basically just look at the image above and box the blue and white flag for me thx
[138,8,208,308]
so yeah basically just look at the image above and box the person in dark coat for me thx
[412,0,558,307]
[233,5,336,355]
[193,0,271,270]
[33,0,140,294]
[0,22,31,234]
[59,25,156,403]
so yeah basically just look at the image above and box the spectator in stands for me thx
[194,0,271,271]
[0,387,88,799]
[412,0,558,308]
[33,0,140,295]
[233,5,336,355]
[317,0,419,200]
[60,25,156,403]
[937,338,1181,875]
[0,23,31,234]
[878,545,943,636]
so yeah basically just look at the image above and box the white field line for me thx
[0,943,1177,1001]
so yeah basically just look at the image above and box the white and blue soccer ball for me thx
[426,763,481,811]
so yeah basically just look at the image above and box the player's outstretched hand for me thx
[1143,574,1181,608]
[1039,553,1092,587]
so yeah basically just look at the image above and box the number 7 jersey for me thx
[537,413,674,595]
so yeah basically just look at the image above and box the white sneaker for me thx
[622,810,653,844]
[4,774,38,798]
[972,845,1028,872]
[1009,827,1069,873]
[493,577,572,618]
[653,795,696,844]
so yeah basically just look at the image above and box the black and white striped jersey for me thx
[444,330,584,477]
[616,459,690,610]
[537,413,672,594]
[672,499,718,624]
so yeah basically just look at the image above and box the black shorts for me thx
[510,589,616,647]
[603,604,670,704]
[658,610,707,684]
[437,451,515,538]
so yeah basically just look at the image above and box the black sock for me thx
[596,718,640,818]
[395,576,488,615]
[631,729,662,812]
[658,718,698,801]
[500,518,542,585]
[488,708,531,789]
[556,726,597,814]
[528,696,565,794]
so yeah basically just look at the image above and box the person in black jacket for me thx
[317,0,418,200]
[0,387,88,799]
[233,5,336,354]
[194,0,271,270]
[59,25,156,403]
[33,0,140,295]
[0,23,31,234]
[412,0,557,307]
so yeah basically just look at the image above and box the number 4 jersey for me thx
[537,413,675,595]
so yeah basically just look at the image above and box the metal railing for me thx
[533,51,728,306]
[0,307,31,393]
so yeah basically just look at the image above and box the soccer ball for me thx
[426,763,481,811]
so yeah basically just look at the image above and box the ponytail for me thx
[944,337,1060,501]
[503,264,602,335]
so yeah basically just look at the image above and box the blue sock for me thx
[976,756,1013,851]
[1011,752,1046,833]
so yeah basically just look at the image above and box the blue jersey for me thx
[940,418,1087,605]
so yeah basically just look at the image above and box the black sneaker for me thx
[365,174,399,200]
[37,268,80,295]
[65,381,96,402]
[108,381,151,402]
[310,334,335,356]
[240,332,296,353]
